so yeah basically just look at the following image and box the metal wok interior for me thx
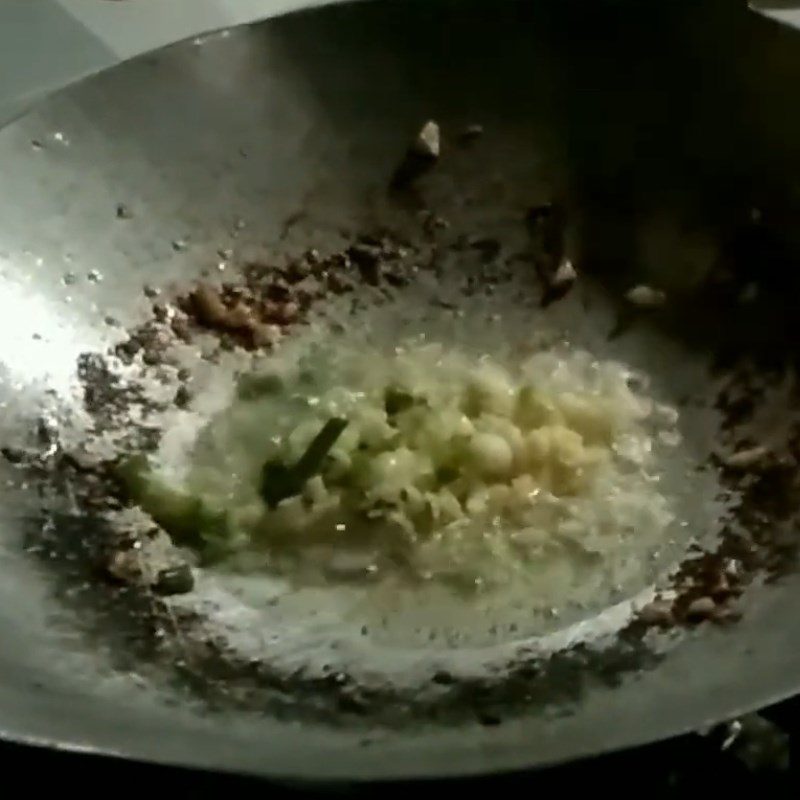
[1,0,800,782]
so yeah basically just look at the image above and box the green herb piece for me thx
[116,455,235,553]
[260,417,348,508]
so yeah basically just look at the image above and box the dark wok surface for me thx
[1,0,800,781]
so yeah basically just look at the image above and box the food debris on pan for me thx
[6,156,800,729]
[390,120,441,191]
[625,285,667,308]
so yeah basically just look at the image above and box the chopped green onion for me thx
[260,417,348,508]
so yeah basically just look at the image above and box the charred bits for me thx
[390,120,441,191]
[183,283,277,350]
[526,202,566,265]
[347,241,382,285]
[525,202,576,306]
[154,564,195,596]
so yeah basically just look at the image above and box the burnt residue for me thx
[77,353,165,443]
[106,593,663,728]
[524,202,579,307]
[526,202,566,266]
[629,234,800,632]
[165,234,417,353]
[114,319,175,367]
[390,120,441,192]
[11,454,171,679]
[629,352,800,632]
[154,564,195,596]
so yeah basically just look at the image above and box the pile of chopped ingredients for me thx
[120,339,679,590]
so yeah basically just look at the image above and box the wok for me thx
[1,0,800,783]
